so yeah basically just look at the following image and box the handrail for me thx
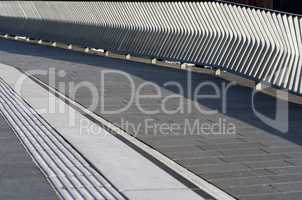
[0,1,301,95]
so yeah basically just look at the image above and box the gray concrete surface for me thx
[0,71,128,200]
[0,39,302,200]
[0,110,58,200]
[0,63,207,200]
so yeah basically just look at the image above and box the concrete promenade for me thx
[0,39,302,200]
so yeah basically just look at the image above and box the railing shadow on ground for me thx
[0,38,301,146]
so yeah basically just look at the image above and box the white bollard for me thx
[125,54,131,60]
[180,63,187,69]
[215,69,222,76]
[256,82,270,91]
[151,58,157,64]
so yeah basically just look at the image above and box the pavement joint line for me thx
[21,63,237,200]
[1,64,210,200]
[0,79,125,198]
[0,77,127,200]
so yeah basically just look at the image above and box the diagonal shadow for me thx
[0,38,301,146]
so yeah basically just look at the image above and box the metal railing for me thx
[0,1,301,95]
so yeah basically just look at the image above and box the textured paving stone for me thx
[196,142,266,151]
[272,182,302,192]
[261,146,302,154]
[201,169,274,180]
[285,192,302,200]
[213,176,274,187]
[238,193,285,200]
[244,160,294,170]
[285,159,302,166]
[285,152,302,159]
[221,154,289,163]
[1,39,302,199]
[219,148,269,156]
[165,150,222,160]
[191,163,250,174]
[239,192,302,200]
[267,166,302,175]
[224,185,279,196]
[267,174,302,183]
[176,157,226,166]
